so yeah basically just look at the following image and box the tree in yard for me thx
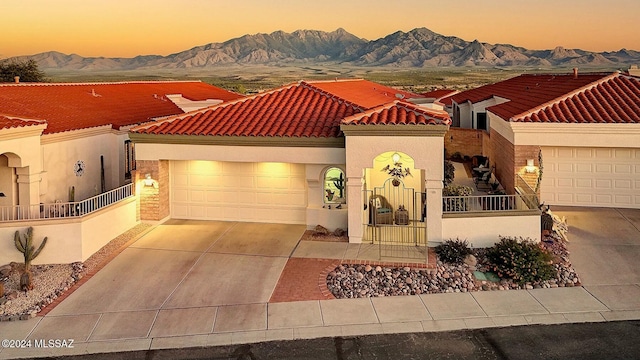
[0,59,47,82]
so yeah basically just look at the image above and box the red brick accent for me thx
[489,129,516,194]
[134,160,170,221]
[515,146,541,191]
[269,249,438,303]
[445,128,487,158]
[269,258,340,303]
[489,129,540,194]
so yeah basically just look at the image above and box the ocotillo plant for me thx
[14,227,47,271]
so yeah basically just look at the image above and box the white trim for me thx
[0,124,47,140]
[136,143,346,165]
[510,122,640,148]
[40,125,115,144]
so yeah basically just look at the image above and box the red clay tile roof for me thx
[514,74,640,123]
[307,79,423,108]
[342,101,451,126]
[450,73,613,120]
[131,82,362,138]
[0,81,243,134]
[0,115,46,130]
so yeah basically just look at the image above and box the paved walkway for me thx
[1,208,640,359]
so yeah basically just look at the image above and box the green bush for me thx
[487,237,555,284]
[435,238,472,265]
[442,185,473,212]
[443,185,473,196]
[444,160,455,186]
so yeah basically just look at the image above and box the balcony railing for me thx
[0,183,133,222]
[443,193,539,213]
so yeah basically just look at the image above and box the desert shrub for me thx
[444,160,455,186]
[486,237,555,284]
[435,238,472,265]
[443,185,473,196]
[442,185,473,212]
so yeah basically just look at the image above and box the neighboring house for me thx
[450,70,640,208]
[0,81,242,206]
[130,79,540,245]
[0,81,242,264]
[419,89,459,113]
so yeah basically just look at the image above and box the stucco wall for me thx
[41,131,128,203]
[442,213,541,248]
[305,164,348,231]
[344,135,445,243]
[0,197,138,265]
[135,143,346,165]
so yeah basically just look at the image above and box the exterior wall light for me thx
[525,159,536,173]
[143,174,158,188]
[392,152,401,164]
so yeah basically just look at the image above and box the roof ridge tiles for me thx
[299,81,366,112]
[509,72,619,121]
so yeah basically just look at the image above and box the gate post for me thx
[346,176,364,243]
[425,179,443,244]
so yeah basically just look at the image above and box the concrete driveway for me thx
[32,220,305,342]
[553,207,640,311]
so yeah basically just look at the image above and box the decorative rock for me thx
[314,225,330,235]
[463,254,478,267]
[365,265,372,272]
[405,277,413,285]
[333,228,346,237]
[375,266,382,272]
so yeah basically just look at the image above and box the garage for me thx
[170,160,307,223]
[541,147,640,208]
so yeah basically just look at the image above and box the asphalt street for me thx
[24,320,640,360]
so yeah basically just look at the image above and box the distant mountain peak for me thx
[10,27,639,70]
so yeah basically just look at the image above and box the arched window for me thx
[323,167,346,204]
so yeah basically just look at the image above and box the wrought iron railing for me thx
[515,174,540,209]
[442,193,539,213]
[0,183,133,222]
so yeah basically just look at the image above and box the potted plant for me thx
[381,162,412,187]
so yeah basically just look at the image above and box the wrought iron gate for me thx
[362,178,428,262]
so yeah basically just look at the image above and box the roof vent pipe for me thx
[14,76,19,84]
[573,68,578,79]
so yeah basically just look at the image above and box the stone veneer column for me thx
[135,160,170,221]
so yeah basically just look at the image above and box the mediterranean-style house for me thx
[12,71,633,265]
[448,70,640,208]
[129,79,540,248]
[0,81,242,264]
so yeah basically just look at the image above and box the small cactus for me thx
[20,271,33,291]
[14,227,47,271]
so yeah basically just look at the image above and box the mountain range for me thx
[10,28,640,70]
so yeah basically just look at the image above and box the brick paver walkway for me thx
[269,258,339,303]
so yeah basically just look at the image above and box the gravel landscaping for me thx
[327,229,579,299]
[0,223,151,321]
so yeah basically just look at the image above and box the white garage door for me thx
[170,161,307,223]
[541,147,640,208]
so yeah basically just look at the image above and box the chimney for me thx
[573,68,578,79]
[14,76,19,84]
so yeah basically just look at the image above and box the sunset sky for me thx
[2,0,639,58]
